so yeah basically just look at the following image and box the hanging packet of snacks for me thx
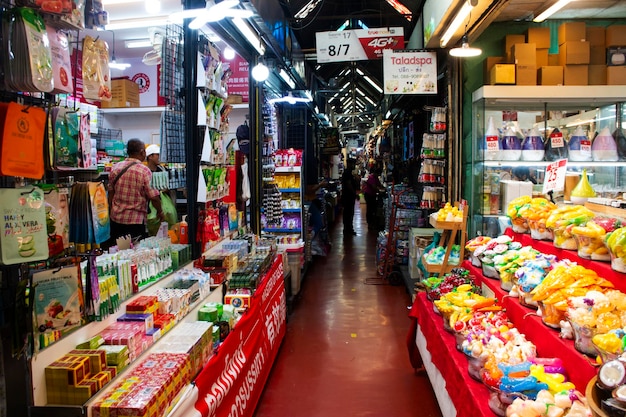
[43,186,70,257]
[82,35,112,101]
[3,8,54,92]
[0,102,46,178]
[88,182,110,244]
[46,26,73,94]
[17,0,73,14]
[0,187,50,265]
[53,107,80,168]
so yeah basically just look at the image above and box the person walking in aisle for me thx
[362,166,385,230]
[108,139,164,245]
[340,158,360,236]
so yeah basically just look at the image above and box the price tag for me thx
[315,27,404,63]
[542,159,568,194]
[486,135,499,151]
[550,131,564,148]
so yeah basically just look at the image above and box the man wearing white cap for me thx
[145,144,163,173]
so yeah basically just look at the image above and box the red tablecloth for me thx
[410,292,494,417]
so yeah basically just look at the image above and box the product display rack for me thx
[420,203,468,276]
[262,165,304,238]
[470,86,626,238]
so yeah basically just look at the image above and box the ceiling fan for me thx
[188,0,253,29]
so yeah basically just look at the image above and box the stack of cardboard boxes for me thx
[485,23,626,86]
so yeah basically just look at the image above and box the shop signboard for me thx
[192,257,286,417]
[315,27,404,63]
[226,54,250,103]
[382,49,438,95]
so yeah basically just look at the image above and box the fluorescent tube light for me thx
[126,39,153,48]
[363,75,383,93]
[110,62,131,70]
[232,17,265,55]
[440,0,473,48]
[294,0,322,19]
[106,17,169,31]
[533,0,573,22]
[279,69,296,89]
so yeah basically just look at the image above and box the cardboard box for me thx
[101,79,140,108]
[512,43,536,65]
[607,66,626,85]
[484,56,505,83]
[527,27,551,49]
[607,46,626,66]
[536,48,549,67]
[548,54,560,66]
[538,66,563,85]
[563,65,589,85]
[588,65,607,85]
[490,64,516,85]
[505,34,526,61]
[558,21,586,45]
[500,180,534,213]
[590,46,607,64]
[559,41,590,65]
[606,25,626,47]
[586,26,606,46]
[516,65,537,85]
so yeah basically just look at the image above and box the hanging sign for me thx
[382,49,437,94]
[315,27,404,63]
[542,158,568,195]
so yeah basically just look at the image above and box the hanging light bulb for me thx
[251,62,269,82]
[223,46,236,60]
[449,35,482,57]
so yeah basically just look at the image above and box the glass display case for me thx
[470,86,626,238]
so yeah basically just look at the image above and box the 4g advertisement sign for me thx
[315,27,404,63]
[382,50,438,95]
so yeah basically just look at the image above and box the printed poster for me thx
[382,49,437,94]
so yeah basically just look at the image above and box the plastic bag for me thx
[147,192,177,236]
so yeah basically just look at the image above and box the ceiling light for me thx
[363,75,383,93]
[223,46,236,60]
[449,35,482,57]
[110,62,132,70]
[232,17,265,55]
[269,92,312,105]
[189,0,253,30]
[533,0,573,22]
[125,39,153,48]
[105,17,169,31]
[279,69,296,89]
[294,0,322,19]
[385,0,412,21]
[251,62,269,82]
[145,0,160,14]
[440,0,474,48]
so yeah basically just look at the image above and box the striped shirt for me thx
[108,158,159,225]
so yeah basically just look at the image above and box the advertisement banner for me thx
[225,55,250,102]
[316,27,404,63]
[382,50,438,95]
[193,257,286,417]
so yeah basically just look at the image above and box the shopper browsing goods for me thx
[108,139,164,245]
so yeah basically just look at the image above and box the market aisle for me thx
[253,202,442,417]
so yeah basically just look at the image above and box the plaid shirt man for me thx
[109,158,159,225]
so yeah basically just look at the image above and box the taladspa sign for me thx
[382,50,437,95]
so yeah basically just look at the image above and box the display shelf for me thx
[481,161,626,168]
[262,228,302,233]
[275,166,301,173]
[99,106,166,115]
[422,205,467,276]
[473,85,626,106]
